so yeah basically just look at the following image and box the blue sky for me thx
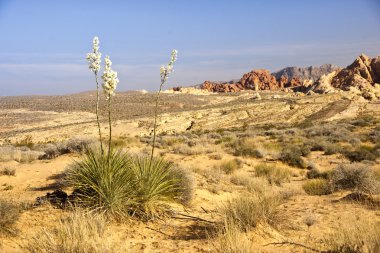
[0,0,379,95]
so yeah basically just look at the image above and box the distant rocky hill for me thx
[272,64,340,82]
[171,54,380,100]
[309,54,380,100]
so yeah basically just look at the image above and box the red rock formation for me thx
[238,69,279,90]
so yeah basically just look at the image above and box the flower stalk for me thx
[86,36,104,154]
[150,50,178,162]
[101,55,119,160]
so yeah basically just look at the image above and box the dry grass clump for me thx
[331,163,380,194]
[324,217,380,253]
[254,163,291,185]
[211,221,254,253]
[172,143,218,156]
[230,138,264,158]
[217,159,243,174]
[219,191,285,232]
[230,175,270,194]
[302,179,332,195]
[0,199,21,235]
[0,167,16,176]
[0,146,44,163]
[23,210,123,253]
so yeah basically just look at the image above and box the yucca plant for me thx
[67,148,135,218]
[131,156,180,219]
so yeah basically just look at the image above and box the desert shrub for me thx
[305,124,353,143]
[324,218,380,253]
[322,142,342,155]
[0,167,16,176]
[331,163,380,194]
[41,143,59,159]
[230,138,263,158]
[218,159,243,174]
[0,199,21,235]
[0,146,43,163]
[67,148,134,217]
[279,144,308,168]
[58,137,96,154]
[162,165,194,205]
[211,221,254,253]
[343,145,377,162]
[219,192,285,232]
[23,210,123,253]
[254,163,291,185]
[302,179,332,195]
[306,168,332,180]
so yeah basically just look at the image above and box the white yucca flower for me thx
[160,49,178,83]
[102,56,119,99]
[86,36,102,73]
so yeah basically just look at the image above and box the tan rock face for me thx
[200,81,243,93]
[302,54,380,100]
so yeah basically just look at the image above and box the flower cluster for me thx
[86,36,102,74]
[160,49,178,83]
[102,56,119,99]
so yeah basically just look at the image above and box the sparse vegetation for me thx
[230,138,263,158]
[211,221,254,253]
[217,158,243,174]
[24,210,123,253]
[219,191,285,232]
[0,167,16,176]
[302,179,332,195]
[331,163,380,194]
[324,218,380,253]
[254,163,291,185]
[279,144,308,168]
[0,199,21,235]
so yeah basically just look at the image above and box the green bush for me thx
[254,163,291,185]
[68,149,193,219]
[67,148,135,217]
[132,156,186,218]
[302,179,332,195]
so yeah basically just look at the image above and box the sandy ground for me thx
[1,91,380,252]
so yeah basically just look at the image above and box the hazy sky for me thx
[0,0,380,96]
